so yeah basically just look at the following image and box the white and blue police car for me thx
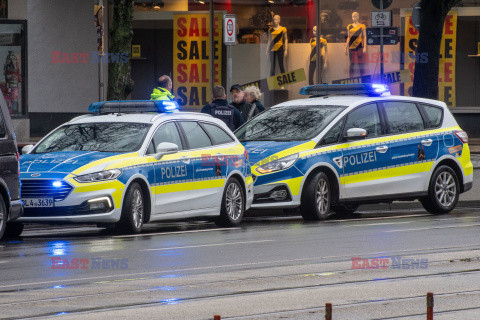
[236,84,473,220]
[19,100,253,234]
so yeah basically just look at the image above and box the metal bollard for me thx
[325,303,332,320]
[214,315,221,320]
[427,292,434,320]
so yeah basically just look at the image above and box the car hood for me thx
[20,151,123,179]
[242,140,309,165]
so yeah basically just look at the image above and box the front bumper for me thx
[251,183,300,209]
[19,187,122,223]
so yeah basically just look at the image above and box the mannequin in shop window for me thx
[345,12,367,78]
[266,15,288,76]
[308,26,328,85]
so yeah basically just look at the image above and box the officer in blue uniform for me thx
[201,86,245,131]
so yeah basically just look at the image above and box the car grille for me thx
[21,179,73,201]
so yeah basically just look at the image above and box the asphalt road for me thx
[1,205,480,319]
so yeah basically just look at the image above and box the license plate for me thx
[23,198,54,208]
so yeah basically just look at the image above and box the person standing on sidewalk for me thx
[201,86,244,131]
[244,86,265,115]
[150,75,175,101]
[230,84,259,122]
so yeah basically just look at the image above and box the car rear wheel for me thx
[421,165,460,215]
[300,171,333,221]
[0,197,6,239]
[215,178,244,227]
[4,221,24,238]
[116,182,144,234]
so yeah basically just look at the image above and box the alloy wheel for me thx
[435,171,456,207]
[132,189,144,229]
[315,177,329,215]
[226,183,242,221]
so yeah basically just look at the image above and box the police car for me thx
[236,84,473,220]
[19,100,253,233]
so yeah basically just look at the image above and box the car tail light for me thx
[244,149,249,161]
[454,130,468,144]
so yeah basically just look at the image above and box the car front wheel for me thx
[421,165,460,215]
[216,178,244,227]
[116,182,145,234]
[300,171,333,221]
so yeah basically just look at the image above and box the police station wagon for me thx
[19,101,253,234]
[236,84,473,220]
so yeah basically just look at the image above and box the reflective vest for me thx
[150,87,175,101]
[210,102,235,131]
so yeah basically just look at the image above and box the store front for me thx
[131,0,480,133]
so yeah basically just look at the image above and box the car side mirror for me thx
[22,145,34,154]
[344,128,367,141]
[154,142,179,160]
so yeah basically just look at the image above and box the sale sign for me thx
[174,13,223,108]
[404,11,457,107]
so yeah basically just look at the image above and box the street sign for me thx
[371,0,393,9]
[412,2,421,31]
[366,27,399,45]
[371,10,392,27]
[223,14,236,45]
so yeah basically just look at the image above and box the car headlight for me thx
[256,154,299,174]
[74,169,122,183]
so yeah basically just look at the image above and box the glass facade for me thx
[0,21,26,117]
[130,0,480,111]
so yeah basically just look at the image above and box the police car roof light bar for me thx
[88,100,179,114]
[299,84,390,97]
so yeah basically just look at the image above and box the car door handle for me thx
[421,139,433,147]
[376,146,389,153]
[180,156,190,164]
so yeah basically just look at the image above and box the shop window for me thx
[0,21,26,117]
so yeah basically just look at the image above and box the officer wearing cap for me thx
[201,86,245,131]
[230,84,259,121]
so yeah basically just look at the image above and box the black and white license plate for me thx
[23,198,54,208]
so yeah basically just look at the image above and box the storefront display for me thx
[0,22,26,116]
[266,15,288,76]
[346,11,367,78]
[308,26,327,85]
[129,0,480,112]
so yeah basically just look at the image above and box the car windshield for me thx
[235,105,346,142]
[33,122,152,154]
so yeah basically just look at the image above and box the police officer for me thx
[201,86,244,131]
[150,75,175,101]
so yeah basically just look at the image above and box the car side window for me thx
[344,103,382,138]
[180,121,213,149]
[201,123,235,145]
[321,119,344,145]
[148,122,183,154]
[384,102,424,134]
[421,104,443,128]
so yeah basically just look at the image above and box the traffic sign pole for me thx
[380,0,384,82]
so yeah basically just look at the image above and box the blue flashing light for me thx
[52,181,63,188]
[88,100,180,114]
[299,83,390,97]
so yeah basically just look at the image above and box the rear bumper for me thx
[8,199,23,221]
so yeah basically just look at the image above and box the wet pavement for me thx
[1,207,480,319]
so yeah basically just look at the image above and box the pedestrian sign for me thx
[223,14,236,45]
